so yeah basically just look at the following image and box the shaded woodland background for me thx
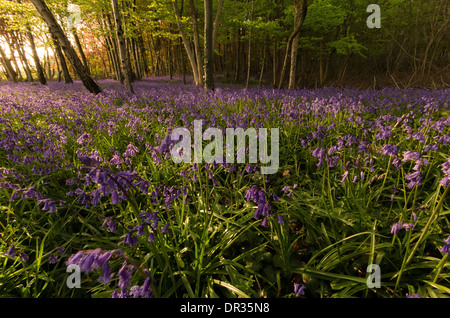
[0,0,448,90]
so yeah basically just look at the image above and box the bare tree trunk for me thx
[104,14,123,82]
[11,31,33,82]
[172,0,200,85]
[288,0,302,89]
[0,45,17,82]
[245,0,254,88]
[204,0,214,90]
[212,0,225,49]
[259,43,267,87]
[71,29,90,75]
[189,0,204,86]
[26,27,46,85]
[278,0,307,89]
[51,32,73,83]
[30,0,102,93]
[180,38,186,84]
[111,0,134,93]
[3,33,23,81]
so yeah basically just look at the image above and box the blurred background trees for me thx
[0,0,448,89]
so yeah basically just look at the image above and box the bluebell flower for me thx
[294,283,306,297]
[391,222,404,235]
[118,262,133,290]
[405,171,423,188]
[6,245,16,257]
[98,263,114,284]
[49,254,59,264]
[406,294,424,298]
[402,151,420,162]
[381,144,398,157]
[20,252,29,261]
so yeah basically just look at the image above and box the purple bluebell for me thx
[98,263,114,284]
[294,283,306,297]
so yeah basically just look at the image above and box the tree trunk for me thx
[4,34,22,81]
[278,0,308,89]
[245,0,254,88]
[26,27,46,85]
[71,29,90,75]
[172,0,200,85]
[212,0,225,49]
[204,0,214,90]
[111,0,134,93]
[30,0,102,93]
[189,0,204,86]
[51,32,73,83]
[259,43,267,87]
[288,0,302,89]
[104,14,123,82]
[11,31,34,82]
[180,38,186,84]
[0,45,17,82]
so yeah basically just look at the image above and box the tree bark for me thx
[189,0,204,86]
[71,29,90,75]
[288,0,302,89]
[4,33,22,81]
[30,0,102,93]
[11,31,34,82]
[245,0,255,88]
[111,0,134,93]
[204,0,214,89]
[0,45,17,82]
[51,32,73,83]
[212,0,225,49]
[26,27,46,85]
[172,0,200,85]
[104,13,124,82]
[278,0,308,89]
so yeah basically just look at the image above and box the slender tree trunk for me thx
[172,0,199,85]
[12,31,33,82]
[235,29,241,82]
[288,0,302,89]
[245,0,255,88]
[71,29,90,75]
[4,34,22,81]
[278,0,307,89]
[104,13,123,82]
[51,33,73,83]
[204,0,214,89]
[30,0,102,93]
[111,0,134,93]
[189,0,204,86]
[259,43,267,87]
[0,45,17,82]
[132,37,141,80]
[180,38,186,84]
[26,27,46,85]
[212,0,225,49]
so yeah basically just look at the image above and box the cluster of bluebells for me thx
[439,157,450,187]
[4,244,29,262]
[390,212,417,235]
[66,149,151,208]
[1,78,449,299]
[244,185,283,226]
[0,180,65,214]
[65,248,153,298]
[122,211,169,247]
